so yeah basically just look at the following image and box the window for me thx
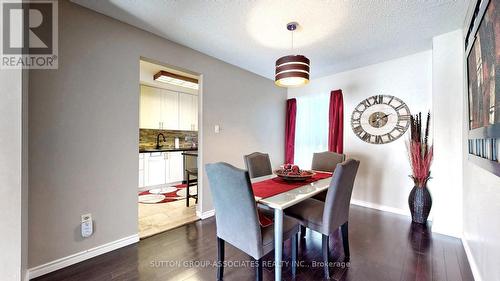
[294,93,329,169]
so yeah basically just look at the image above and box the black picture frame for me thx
[465,0,500,177]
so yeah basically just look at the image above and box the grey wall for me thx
[29,1,285,268]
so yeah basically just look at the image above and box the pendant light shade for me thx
[275,22,310,88]
[275,55,310,87]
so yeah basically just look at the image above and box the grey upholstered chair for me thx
[311,151,346,173]
[205,162,300,281]
[243,152,273,179]
[305,151,346,236]
[284,159,360,279]
[311,151,346,203]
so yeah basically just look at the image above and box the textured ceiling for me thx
[72,0,468,79]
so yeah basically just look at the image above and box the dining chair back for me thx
[311,151,346,172]
[205,162,263,258]
[206,162,300,280]
[311,151,346,202]
[244,152,273,178]
[322,159,360,234]
[283,158,359,279]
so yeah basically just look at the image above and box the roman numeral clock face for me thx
[351,95,411,144]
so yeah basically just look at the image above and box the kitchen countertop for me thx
[181,151,198,157]
[139,147,197,153]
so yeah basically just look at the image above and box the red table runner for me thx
[252,172,332,199]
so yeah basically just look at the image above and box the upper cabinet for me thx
[140,85,198,131]
[160,90,179,130]
[179,93,198,131]
[140,85,162,129]
[192,95,198,131]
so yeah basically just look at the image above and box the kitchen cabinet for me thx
[168,152,184,183]
[144,152,169,186]
[139,85,162,129]
[192,96,198,131]
[179,93,198,131]
[139,151,185,188]
[138,153,145,188]
[160,90,179,130]
[140,85,197,131]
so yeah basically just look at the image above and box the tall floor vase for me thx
[408,186,432,224]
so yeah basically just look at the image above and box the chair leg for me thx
[300,225,306,239]
[322,234,330,279]
[255,258,263,281]
[195,181,199,204]
[186,174,190,207]
[341,221,350,261]
[217,237,224,281]
[291,233,298,276]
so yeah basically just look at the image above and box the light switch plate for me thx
[214,125,220,133]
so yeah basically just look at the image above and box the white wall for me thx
[431,30,464,238]
[463,163,500,281]
[28,0,285,273]
[289,51,433,215]
[0,68,26,280]
[289,25,500,281]
[460,2,500,279]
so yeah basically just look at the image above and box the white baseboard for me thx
[27,234,139,280]
[431,226,461,238]
[196,209,215,219]
[351,199,410,217]
[462,238,482,281]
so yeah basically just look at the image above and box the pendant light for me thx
[275,22,310,87]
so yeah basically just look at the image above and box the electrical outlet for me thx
[81,213,93,238]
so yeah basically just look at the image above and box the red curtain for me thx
[285,98,297,164]
[328,90,344,153]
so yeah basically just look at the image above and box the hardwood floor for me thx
[138,198,199,239]
[34,206,474,281]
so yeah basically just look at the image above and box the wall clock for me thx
[351,95,411,144]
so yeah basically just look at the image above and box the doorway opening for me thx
[137,58,200,239]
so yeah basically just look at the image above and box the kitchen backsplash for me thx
[139,129,198,149]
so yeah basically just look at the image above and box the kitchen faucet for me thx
[156,133,166,149]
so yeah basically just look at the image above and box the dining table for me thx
[251,171,333,281]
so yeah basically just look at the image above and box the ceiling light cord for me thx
[286,21,298,53]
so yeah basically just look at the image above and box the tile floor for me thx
[138,197,199,239]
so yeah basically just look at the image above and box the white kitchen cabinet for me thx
[144,152,168,186]
[140,151,185,188]
[140,86,180,130]
[160,90,179,130]
[168,152,184,183]
[140,84,197,131]
[179,93,198,131]
[138,154,145,188]
[139,170,145,188]
[139,85,162,129]
[192,95,198,131]
[179,93,193,130]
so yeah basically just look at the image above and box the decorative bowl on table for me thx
[274,164,315,181]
